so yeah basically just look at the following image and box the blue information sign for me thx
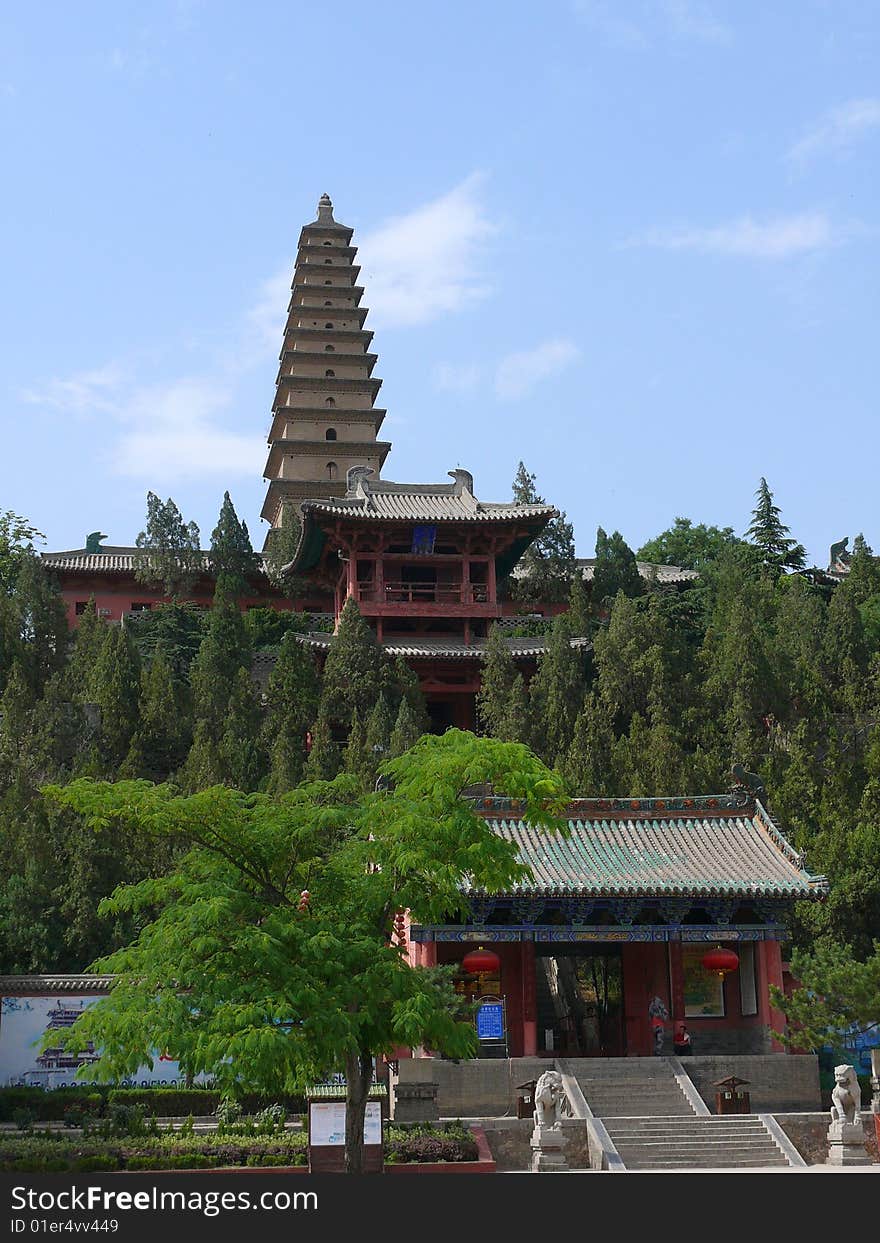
[476,1001,505,1041]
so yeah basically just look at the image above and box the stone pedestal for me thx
[389,1058,439,1122]
[827,1118,871,1166]
[530,1124,569,1172]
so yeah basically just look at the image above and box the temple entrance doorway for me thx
[536,946,625,1057]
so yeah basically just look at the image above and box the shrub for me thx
[12,1108,36,1132]
[0,1088,106,1123]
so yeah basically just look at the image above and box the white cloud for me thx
[494,339,580,401]
[628,212,837,259]
[572,0,730,47]
[357,174,494,327]
[23,364,127,414]
[659,0,730,44]
[433,362,483,394]
[788,98,880,165]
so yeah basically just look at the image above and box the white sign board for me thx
[309,1100,381,1146]
[0,996,202,1089]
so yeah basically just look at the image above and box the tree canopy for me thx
[42,731,567,1173]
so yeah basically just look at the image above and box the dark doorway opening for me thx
[427,700,455,734]
[536,946,625,1057]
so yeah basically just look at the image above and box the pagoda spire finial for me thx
[316,193,335,225]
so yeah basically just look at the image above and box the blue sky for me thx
[1,1,877,566]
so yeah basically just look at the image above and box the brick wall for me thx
[685,1054,821,1112]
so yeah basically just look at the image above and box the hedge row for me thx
[0,1086,308,1122]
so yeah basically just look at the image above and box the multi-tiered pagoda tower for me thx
[260,194,391,536]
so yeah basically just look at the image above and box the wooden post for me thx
[521,941,537,1056]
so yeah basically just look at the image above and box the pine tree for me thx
[509,462,576,604]
[188,585,252,738]
[305,707,339,781]
[563,693,616,794]
[218,667,265,791]
[477,624,528,741]
[343,710,370,786]
[320,598,388,725]
[591,528,644,610]
[87,624,141,771]
[209,491,260,598]
[391,656,429,736]
[67,599,107,698]
[365,694,393,765]
[262,631,320,794]
[181,720,224,791]
[528,613,585,764]
[389,697,423,757]
[263,502,304,593]
[121,648,190,780]
[566,572,591,636]
[745,478,806,572]
[134,492,202,599]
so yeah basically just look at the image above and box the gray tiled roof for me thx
[0,975,115,993]
[295,633,590,659]
[42,548,272,578]
[301,469,555,525]
[467,803,824,898]
[573,558,698,585]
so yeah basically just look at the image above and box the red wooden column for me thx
[668,942,685,1027]
[521,941,537,1056]
[758,940,786,1052]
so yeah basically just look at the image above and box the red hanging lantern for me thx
[701,946,739,978]
[461,946,501,976]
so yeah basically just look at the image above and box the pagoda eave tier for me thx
[263,439,391,474]
[290,284,365,305]
[297,244,358,261]
[298,223,354,244]
[276,350,379,371]
[260,481,349,523]
[280,329,374,348]
[273,377,382,407]
[267,408,387,436]
[286,306,369,329]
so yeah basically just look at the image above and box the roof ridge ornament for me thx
[316,193,335,225]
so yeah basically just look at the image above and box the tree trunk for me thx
[344,1048,373,1174]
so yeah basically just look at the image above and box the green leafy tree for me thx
[134,493,202,599]
[591,528,644,610]
[637,517,739,571]
[209,491,260,598]
[42,731,567,1172]
[509,462,576,604]
[745,478,806,572]
[770,939,880,1052]
[0,510,45,595]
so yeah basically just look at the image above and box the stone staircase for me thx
[573,1057,696,1119]
[601,1115,792,1169]
[564,1058,799,1169]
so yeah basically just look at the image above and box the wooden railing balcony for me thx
[355,581,490,605]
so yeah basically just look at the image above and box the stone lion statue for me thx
[830,1064,861,1125]
[533,1070,565,1130]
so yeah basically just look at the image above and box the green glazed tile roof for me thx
[469,808,825,899]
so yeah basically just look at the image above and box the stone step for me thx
[626,1153,790,1163]
[611,1138,785,1153]
[608,1128,772,1142]
[604,1118,767,1130]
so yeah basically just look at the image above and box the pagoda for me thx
[260,194,392,536]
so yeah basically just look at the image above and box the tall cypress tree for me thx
[389,697,423,757]
[87,625,141,771]
[305,706,339,781]
[509,462,576,604]
[121,648,191,780]
[745,478,806,572]
[319,598,387,726]
[134,493,202,599]
[591,528,644,610]
[218,667,265,791]
[528,613,585,765]
[262,631,320,794]
[476,624,529,742]
[209,491,260,598]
